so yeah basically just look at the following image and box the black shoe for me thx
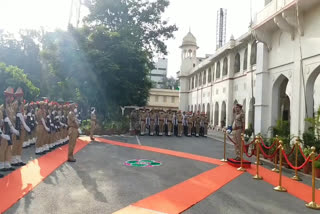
[67,158,76,162]
[0,168,7,172]
[0,174,3,178]
[11,163,19,167]
[17,162,26,166]
[6,167,15,171]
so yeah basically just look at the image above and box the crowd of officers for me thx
[0,87,80,177]
[130,109,209,137]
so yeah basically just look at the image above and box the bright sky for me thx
[0,0,264,77]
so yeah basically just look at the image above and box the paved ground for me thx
[2,133,318,214]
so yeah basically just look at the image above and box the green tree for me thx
[0,63,40,103]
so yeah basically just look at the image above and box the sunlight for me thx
[0,0,73,32]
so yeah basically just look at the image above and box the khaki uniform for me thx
[187,114,193,136]
[167,111,173,136]
[149,111,155,136]
[140,111,147,135]
[159,112,165,136]
[35,107,47,154]
[195,114,201,137]
[67,111,79,160]
[232,110,245,158]
[177,113,183,137]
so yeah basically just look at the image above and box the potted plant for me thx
[303,147,312,174]
[315,160,320,178]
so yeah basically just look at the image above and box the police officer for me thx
[90,107,96,140]
[67,103,80,162]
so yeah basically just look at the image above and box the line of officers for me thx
[0,87,80,176]
[131,109,209,137]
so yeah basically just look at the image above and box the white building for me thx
[150,58,168,88]
[147,88,179,110]
[179,0,320,137]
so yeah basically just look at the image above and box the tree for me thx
[0,63,40,103]
[162,76,179,90]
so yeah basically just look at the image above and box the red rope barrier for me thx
[286,145,295,157]
[244,144,255,158]
[227,135,236,145]
[260,137,277,149]
[282,149,311,170]
[244,138,256,146]
[258,143,279,159]
[315,154,320,161]
[298,145,307,160]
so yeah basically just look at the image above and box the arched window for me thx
[212,65,215,81]
[216,61,221,79]
[243,48,248,70]
[234,53,240,73]
[199,73,202,86]
[208,68,212,82]
[203,70,207,84]
[251,41,257,65]
[223,57,228,76]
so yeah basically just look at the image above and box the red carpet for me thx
[0,138,90,213]
[115,164,243,214]
[247,166,320,203]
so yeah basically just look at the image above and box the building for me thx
[147,88,179,110]
[179,0,320,137]
[150,58,168,88]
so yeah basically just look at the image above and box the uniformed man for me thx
[172,111,178,136]
[0,87,19,171]
[12,88,31,166]
[204,113,209,137]
[90,107,97,140]
[182,111,188,136]
[232,104,245,161]
[154,109,160,136]
[200,112,205,136]
[67,103,80,162]
[195,111,201,137]
[187,112,193,137]
[35,101,50,155]
[149,109,155,136]
[167,109,173,136]
[159,110,165,136]
[177,111,183,137]
[140,108,147,136]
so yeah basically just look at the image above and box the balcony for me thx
[255,0,296,27]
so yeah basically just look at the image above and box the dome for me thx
[181,31,197,47]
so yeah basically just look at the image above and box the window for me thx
[243,48,248,70]
[155,96,159,102]
[223,57,228,76]
[234,53,240,73]
[192,77,194,89]
[216,62,221,79]
[251,41,257,65]
[163,96,167,102]
[208,68,212,82]
[199,73,202,86]
[223,87,226,93]
[212,65,215,81]
[203,70,206,84]
[171,96,175,103]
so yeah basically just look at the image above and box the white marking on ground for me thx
[136,135,142,145]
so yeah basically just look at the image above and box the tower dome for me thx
[180,31,198,48]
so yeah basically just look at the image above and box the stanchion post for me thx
[274,140,287,192]
[237,133,246,172]
[306,147,320,209]
[221,130,227,162]
[272,135,280,172]
[291,137,302,181]
[255,135,263,165]
[253,139,263,180]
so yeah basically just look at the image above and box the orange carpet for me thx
[0,138,90,213]
[96,138,222,165]
[114,164,243,214]
[247,166,320,204]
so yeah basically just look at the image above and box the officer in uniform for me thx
[187,112,193,137]
[232,104,245,161]
[140,108,147,136]
[154,109,160,136]
[159,110,165,136]
[35,101,50,155]
[195,111,201,137]
[0,87,19,171]
[167,109,173,136]
[172,111,178,136]
[12,88,31,166]
[177,111,183,137]
[90,107,97,140]
[204,113,209,137]
[149,109,155,136]
[182,111,188,136]
[67,103,80,162]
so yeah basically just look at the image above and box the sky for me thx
[0,0,264,78]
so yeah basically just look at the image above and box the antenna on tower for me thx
[216,8,227,50]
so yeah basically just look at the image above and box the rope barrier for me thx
[282,149,311,170]
[244,138,256,146]
[298,145,307,160]
[315,153,320,161]
[227,135,236,145]
[260,137,277,149]
[286,145,295,157]
[244,144,255,158]
[258,143,279,159]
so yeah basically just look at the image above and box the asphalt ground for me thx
[2,134,319,214]
[5,140,215,214]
